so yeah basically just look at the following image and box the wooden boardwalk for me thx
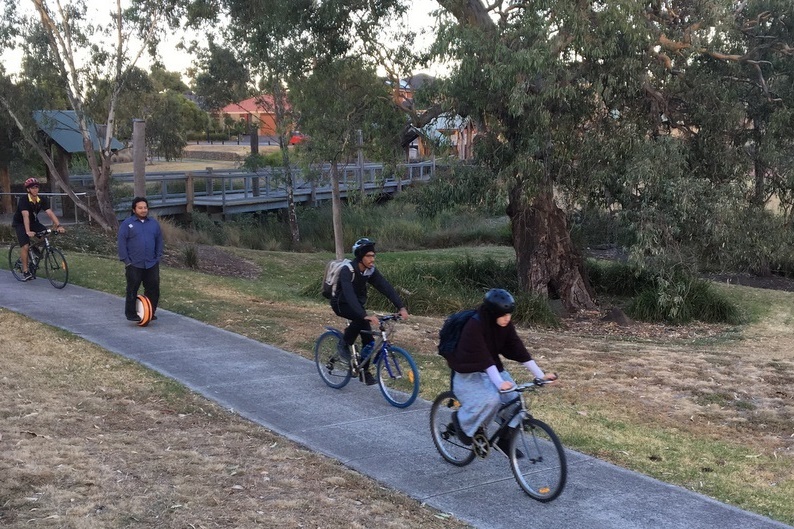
[68,160,435,219]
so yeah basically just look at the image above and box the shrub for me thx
[183,245,199,269]
[628,275,742,324]
[303,254,558,326]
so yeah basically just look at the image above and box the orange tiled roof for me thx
[221,95,288,114]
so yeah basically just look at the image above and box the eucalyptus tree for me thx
[198,0,405,246]
[291,57,405,257]
[428,0,794,310]
[0,0,189,231]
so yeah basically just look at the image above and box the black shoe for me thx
[336,341,351,363]
[452,412,472,445]
[151,315,158,321]
[496,437,524,459]
[126,314,141,322]
[22,271,34,281]
[361,370,377,386]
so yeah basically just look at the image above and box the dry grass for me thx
[0,310,471,528]
[110,144,281,173]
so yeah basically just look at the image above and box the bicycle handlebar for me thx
[499,376,558,394]
[34,229,57,238]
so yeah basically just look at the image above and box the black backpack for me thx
[437,309,477,358]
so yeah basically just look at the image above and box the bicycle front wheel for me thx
[510,417,567,502]
[376,346,419,408]
[314,331,352,389]
[8,244,25,281]
[43,247,68,289]
[429,390,475,466]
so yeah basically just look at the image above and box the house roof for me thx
[221,95,281,115]
[33,110,123,153]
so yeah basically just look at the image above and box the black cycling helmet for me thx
[483,288,516,316]
[352,237,376,258]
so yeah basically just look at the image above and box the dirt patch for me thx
[162,245,261,280]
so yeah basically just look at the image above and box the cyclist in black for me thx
[11,178,66,281]
[445,289,557,451]
[330,238,409,385]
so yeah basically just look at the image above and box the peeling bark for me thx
[508,182,597,312]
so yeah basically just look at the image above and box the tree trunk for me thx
[331,161,344,259]
[508,182,597,312]
[0,163,11,214]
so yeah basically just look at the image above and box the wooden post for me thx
[133,119,146,197]
[185,172,194,213]
[357,129,365,195]
[206,167,214,196]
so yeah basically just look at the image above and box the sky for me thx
[2,1,444,82]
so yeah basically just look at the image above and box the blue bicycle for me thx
[314,314,420,408]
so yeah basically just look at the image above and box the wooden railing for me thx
[68,160,436,219]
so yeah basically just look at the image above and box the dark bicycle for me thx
[429,377,567,501]
[8,229,69,289]
[314,314,420,408]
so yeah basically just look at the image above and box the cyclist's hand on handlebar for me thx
[26,230,36,238]
[499,380,516,392]
[366,315,380,327]
[55,226,65,234]
[397,307,409,321]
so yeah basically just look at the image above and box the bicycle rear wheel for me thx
[376,345,419,408]
[8,244,25,281]
[510,417,567,502]
[43,247,68,289]
[429,390,475,466]
[314,331,352,389]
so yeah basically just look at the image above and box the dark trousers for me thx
[331,299,374,348]
[125,264,160,318]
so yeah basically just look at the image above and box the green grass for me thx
[1,237,792,525]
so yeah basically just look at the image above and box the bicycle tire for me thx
[509,417,567,502]
[314,331,352,389]
[8,244,25,281]
[376,345,419,408]
[43,247,68,289]
[429,390,476,466]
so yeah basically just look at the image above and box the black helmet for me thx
[352,237,376,258]
[483,289,516,316]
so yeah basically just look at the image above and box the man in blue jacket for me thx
[118,197,163,322]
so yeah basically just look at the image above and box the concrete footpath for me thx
[1,272,791,529]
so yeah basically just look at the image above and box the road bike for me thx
[429,377,567,501]
[8,229,69,289]
[314,314,420,408]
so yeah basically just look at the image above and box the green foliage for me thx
[629,275,743,325]
[242,152,281,171]
[586,259,653,297]
[186,212,226,245]
[302,253,558,326]
[407,163,505,218]
[147,91,207,161]
[193,40,250,111]
[183,245,199,269]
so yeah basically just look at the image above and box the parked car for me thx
[289,131,308,145]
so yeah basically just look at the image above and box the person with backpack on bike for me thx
[330,238,409,385]
[445,288,557,453]
[11,178,66,281]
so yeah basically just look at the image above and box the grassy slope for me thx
[2,244,793,524]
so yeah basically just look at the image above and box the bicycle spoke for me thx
[509,418,567,502]
[44,248,69,289]
[429,391,476,466]
[314,331,352,389]
[376,346,419,408]
[8,244,25,281]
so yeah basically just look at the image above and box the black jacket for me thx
[446,305,532,373]
[332,258,404,319]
